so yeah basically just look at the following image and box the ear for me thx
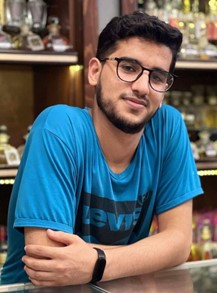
[88,57,102,86]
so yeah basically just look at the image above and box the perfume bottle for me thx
[17,125,32,158]
[43,22,69,52]
[0,225,7,266]
[188,221,201,261]
[197,130,216,159]
[0,125,20,167]
[12,22,32,49]
[205,89,217,128]
[199,219,213,260]
[12,22,44,50]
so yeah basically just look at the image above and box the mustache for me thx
[121,92,150,107]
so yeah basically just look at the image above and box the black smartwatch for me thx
[90,247,106,284]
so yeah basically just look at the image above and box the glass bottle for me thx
[12,22,44,51]
[43,22,69,52]
[0,125,20,167]
[188,220,201,261]
[137,0,145,11]
[191,86,205,129]
[17,125,32,159]
[205,89,217,129]
[0,225,7,266]
[206,0,217,46]
[182,0,191,14]
[182,91,196,128]
[200,219,213,260]
[12,22,33,49]
[196,130,216,159]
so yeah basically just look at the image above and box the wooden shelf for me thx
[0,50,78,65]
[0,51,215,68]
[196,161,217,171]
[0,168,18,178]
[176,59,217,70]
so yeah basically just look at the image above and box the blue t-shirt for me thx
[1,104,203,284]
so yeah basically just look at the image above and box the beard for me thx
[95,82,149,134]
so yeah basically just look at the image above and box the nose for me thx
[131,70,151,95]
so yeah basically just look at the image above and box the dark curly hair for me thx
[96,11,183,72]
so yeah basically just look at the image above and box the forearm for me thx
[98,200,193,281]
[99,229,191,282]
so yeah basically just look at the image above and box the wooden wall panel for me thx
[0,65,34,147]
[82,0,98,107]
[120,0,137,15]
[33,65,78,117]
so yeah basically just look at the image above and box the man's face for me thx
[89,37,173,134]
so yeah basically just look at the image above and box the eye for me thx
[151,70,167,84]
[119,60,141,74]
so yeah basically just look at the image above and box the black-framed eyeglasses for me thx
[100,57,176,93]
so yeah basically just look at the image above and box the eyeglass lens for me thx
[117,59,173,92]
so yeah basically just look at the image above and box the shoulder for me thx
[28,105,93,148]
[144,104,187,149]
[156,104,182,120]
[149,104,184,131]
[36,105,88,123]
[33,105,90,133]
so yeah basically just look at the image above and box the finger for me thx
[47,229,74,246]
[25,244,61,259]
[29,278,60,288]
[24,265,54,282]
[22,255,54,272]
[25,266,73,287]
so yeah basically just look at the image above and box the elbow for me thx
[175,234,192,265]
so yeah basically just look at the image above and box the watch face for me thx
[27,35,44,51]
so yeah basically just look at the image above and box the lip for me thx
[124,97,148,109]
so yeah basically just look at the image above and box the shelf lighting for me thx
[69,65,83,74]
[0,179,15,185]
[0,169,216,184]
[198,169,217,176]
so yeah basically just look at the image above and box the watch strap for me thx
[90,247,106,284]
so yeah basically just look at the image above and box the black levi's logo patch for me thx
[75,191,153,244]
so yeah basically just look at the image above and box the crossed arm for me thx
[22,199,192,287]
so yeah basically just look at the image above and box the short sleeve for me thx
[154,107,203,214]
[14,113,78,233]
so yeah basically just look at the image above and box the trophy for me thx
[5,0,26,28]
[27,0,47,32]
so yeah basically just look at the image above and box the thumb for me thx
[47,229,74,246]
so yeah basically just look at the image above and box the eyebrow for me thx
[117,56,170,73]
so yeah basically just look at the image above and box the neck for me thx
[89,108,143,174]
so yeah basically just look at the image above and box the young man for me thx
[1,11,203,286]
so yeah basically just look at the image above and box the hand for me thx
[22,229,97,287]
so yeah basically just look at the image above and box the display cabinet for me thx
[172,62,217,212]
[0,0,98,226]
[120,1,217,213]
[1,0,217,220]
